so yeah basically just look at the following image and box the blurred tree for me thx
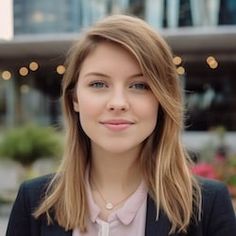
[0,123,63,167]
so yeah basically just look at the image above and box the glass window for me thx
[185,61,236,131]
[219,0,236,25]
[179,0,192,26]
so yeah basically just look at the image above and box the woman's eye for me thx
[130,83,149,90]
[89,81,107,88]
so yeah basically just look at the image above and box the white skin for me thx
[73,42,159,220]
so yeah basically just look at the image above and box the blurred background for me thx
[0,0,236,234]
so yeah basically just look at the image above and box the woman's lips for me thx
[100,120,134,131]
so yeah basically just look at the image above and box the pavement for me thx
[0,160,17,236]
[0,203,11,236]
[0,159,57,236]
[0,215,8,235]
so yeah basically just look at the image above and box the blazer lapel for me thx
[145,196,179,236]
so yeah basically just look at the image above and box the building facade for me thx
[0,0,236,136]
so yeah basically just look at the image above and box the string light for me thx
[29,61,39,71]
[2,70,12,80]
[1,56,222,80]
[56,65,65,75]
[209,61,218,69]
[177,66,185,75]
[206,56,216,64]
[173,56,182,65]
[206,56,218,69]
[19,67,29,76]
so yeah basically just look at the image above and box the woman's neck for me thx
[88,146,143,220]
[89,146,142,195]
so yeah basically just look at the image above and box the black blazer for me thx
[6,175,236,236]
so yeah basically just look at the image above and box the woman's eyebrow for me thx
[83,72,144,79]
[84,72,110,78]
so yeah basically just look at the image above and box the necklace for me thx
[92,180,137,210]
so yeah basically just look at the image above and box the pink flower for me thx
[191,163,218,179]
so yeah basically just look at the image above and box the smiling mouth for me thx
[100,120,134,131]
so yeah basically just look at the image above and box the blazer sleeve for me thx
[202,180,236,236]
[6,182,33,236]
[6,175,51,236]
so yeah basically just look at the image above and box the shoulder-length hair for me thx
[34,14,201,234]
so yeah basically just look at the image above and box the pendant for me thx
[106,202,113,210]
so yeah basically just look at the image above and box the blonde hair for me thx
[34,15,201,234]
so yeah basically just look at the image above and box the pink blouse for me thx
[73,175,148,236]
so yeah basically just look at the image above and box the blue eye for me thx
[130,83,149,90]
[89,81,107,88]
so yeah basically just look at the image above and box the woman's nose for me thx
[106,89,129,112]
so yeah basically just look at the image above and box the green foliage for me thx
[0,124,63,167]
[0,195,12,205]
[227,175,236,186]
[229,154,236,167]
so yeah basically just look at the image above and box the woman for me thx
[6,15,236,236]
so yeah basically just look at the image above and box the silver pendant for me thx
[106,202,113,210]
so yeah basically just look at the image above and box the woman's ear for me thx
[73,101,79,112]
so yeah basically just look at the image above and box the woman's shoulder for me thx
[17,174,55,204]
[191,177,236,235]
[22,174,54,188]
[197,177,235,223]
[197,177,229,197]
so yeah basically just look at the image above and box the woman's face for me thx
[73,42,159,155]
